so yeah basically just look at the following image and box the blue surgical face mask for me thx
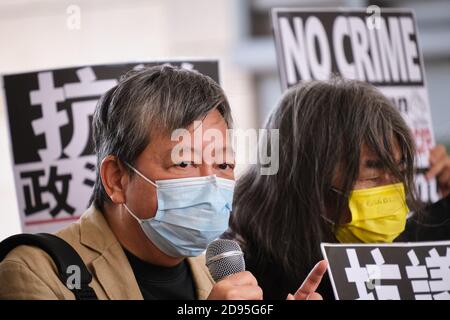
[122,162,235,258]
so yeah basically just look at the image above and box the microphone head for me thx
[205,239,245,282]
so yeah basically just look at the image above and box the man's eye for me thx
[218,163,234,170]
[175,161,190,168]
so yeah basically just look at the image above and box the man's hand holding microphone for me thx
[206,239,327,300]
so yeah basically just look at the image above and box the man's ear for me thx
[100,155,127,204]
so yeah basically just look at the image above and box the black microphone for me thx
[205,239,245,282]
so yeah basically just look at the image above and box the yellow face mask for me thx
[334,183,409,243]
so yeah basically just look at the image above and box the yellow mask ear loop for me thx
[321,214,336,226]
[327,186,351,227]
[330,187,347,197]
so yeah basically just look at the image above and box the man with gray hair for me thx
[0,65,259,299]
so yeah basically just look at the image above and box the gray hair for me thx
[90,65,232,209]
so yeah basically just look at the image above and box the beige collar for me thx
[78,206,213,299]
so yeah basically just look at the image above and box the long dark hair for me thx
[228,77,419,287]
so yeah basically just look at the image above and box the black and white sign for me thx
[2,60,220,233]
[321,242,450,300]
[272,8,439,203]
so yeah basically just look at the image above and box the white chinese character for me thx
[426,248,450,300]
[345,248,401,300]
[29,72,67,161]
[63,67,117,158]
[406,249,432,300]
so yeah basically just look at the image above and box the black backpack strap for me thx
[0,233,98,300]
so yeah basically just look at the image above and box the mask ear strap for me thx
[321,214,336,226]
[331,187,349,198]
[123,203,143,224]
[123,161,158,188]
